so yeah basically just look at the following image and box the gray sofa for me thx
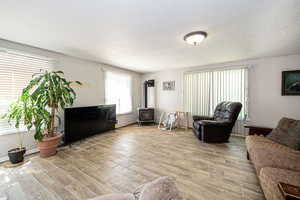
[246,118,300,200]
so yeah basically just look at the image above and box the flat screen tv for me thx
[64,104,117,145]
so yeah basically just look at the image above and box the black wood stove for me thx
[137,80,155,125]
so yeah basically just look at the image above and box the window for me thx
[0,49,53,134]
[105,71,132,115]
[184,67,248,119]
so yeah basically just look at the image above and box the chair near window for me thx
[192,101,242,143]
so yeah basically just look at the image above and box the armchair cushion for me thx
[192,115,213,121]
[198,120,231,127]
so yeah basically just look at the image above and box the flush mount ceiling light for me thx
[184,31,207,45]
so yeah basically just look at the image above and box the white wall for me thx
[0,39,142,159]
[142,54,300,129]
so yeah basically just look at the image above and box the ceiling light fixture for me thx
[184,31,207,45]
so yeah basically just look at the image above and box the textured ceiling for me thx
[0,0,300,73]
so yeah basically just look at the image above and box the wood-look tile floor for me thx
[0,125,265,200]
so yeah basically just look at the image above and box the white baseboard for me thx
[0,148,39,163]
[116,120,136,128]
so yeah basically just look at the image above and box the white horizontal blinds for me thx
[212,68,248,119]
[184,71,211,116]
[0,50,53,134]
[105,71,132,114]
[184,67,248,119]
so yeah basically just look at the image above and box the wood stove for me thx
[137,108,154,125]
[137,80,155,125]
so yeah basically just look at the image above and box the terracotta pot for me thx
[37,133,62,158]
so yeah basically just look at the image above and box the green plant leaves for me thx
[3,70,80,141]
[22,70,81,140]
[75,81,82,85]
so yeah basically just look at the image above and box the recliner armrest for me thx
[199,120,231,127]
[192,115,213,121]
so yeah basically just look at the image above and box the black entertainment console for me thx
[63,104,117,145]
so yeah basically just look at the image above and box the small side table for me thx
[278,182,300,200]
[244,125,273,137]
[176,111,189,130]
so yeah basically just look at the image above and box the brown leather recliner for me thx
[192,101,242,143]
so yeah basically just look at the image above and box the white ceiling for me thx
[0,0,300,73]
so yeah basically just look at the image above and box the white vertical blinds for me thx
[184,67,248,119]
[184,71,211,116]
[105,71,133,114]
[212,68,248,118]
[0,50,53,134]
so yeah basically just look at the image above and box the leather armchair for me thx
[192,101,242,143]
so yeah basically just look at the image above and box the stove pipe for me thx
[144,80,155,108]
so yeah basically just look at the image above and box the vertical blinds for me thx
[184,71,211,116]
[184,67,248,119]
[0,50,53,134]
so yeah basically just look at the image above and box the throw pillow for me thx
[276,117,299,131]
[267,117,300,150]
[285,125,300,150]
[137,176,183,200]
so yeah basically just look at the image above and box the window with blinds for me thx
[184,67,248,119]
[0,49,53,135]
[104,71,133,115]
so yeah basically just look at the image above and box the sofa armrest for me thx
[192,115,213,121]
[199,120,231,127]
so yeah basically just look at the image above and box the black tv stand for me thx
[63,104,117,145]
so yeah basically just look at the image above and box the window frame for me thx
[104,70,134,116]
[0,48,54,136]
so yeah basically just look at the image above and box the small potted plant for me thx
[23,70,81,157]
[1,93,36,163]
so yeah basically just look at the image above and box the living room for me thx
[0,1,300,200]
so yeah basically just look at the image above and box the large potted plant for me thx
[23,70,81,157]
[1,93,38,163]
